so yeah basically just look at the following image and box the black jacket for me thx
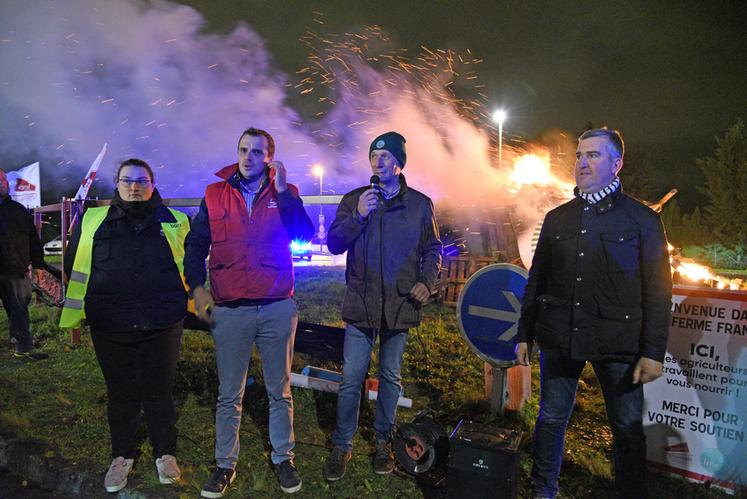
[65,190,188,333]
[0,196,44,277]
[328,174,442,330]
[517,188,672,362]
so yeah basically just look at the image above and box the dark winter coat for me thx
[64,190,188,333]
[517,188,672,362]
[0,196,44,277]
[327,174,442,330]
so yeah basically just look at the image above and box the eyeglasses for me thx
[118,178,151,186]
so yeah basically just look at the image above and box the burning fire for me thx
[510,153,554,185]
[508,152,575,196]
[669,244,745,290]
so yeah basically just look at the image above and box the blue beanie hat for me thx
[369,131,407,168]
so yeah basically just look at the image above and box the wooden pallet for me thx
[439,255,504,305]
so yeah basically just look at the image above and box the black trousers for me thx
[91,323,182,459]
[0,274,33,352]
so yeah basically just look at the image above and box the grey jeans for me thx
[0,275,33,352]
[211,298,298,468]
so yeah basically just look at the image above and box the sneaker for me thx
[373,439,395,475]
[13,350,49,360]
[200,467,236,498]
[274,459,302,494]
[323,446,352,481]
[156,454,181,484]
[104,456,134,493]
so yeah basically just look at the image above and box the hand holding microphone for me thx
[356,175,380,218]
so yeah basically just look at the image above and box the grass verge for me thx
[0,265,731,498]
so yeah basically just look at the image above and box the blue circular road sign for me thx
[457,263,529,367]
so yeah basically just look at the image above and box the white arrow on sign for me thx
[467,291,522,341]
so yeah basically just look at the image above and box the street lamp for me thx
[312,165,325,251]
[312,164,324,196]
[492,109,507,169]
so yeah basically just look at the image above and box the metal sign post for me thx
[457,263,529,414]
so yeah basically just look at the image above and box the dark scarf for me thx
[111,188,162,222]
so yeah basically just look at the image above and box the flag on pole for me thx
[74,143,107,200]
[8,162,41,208]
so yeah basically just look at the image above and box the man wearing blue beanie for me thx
[323,132,442,480]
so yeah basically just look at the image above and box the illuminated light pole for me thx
[312,164,324,197]
[312,165,325,251]
[492,109,507,170]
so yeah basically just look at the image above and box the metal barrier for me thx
[32,194,343,344]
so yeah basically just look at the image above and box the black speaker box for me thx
[446,420,522,499]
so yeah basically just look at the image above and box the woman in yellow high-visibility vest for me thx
[61,159,189,493]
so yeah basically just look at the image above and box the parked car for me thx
[43,236,63,256]
[290,240,312,261]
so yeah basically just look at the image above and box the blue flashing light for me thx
[290,240,312,253]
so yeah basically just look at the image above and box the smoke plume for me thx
[1,0,575,244]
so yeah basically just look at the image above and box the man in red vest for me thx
[184,128,314,497]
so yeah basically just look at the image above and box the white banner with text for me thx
[644,286,747,494]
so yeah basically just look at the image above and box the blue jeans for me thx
[532,353,646,499]
[332,324,408,451]
[211,298,298,468]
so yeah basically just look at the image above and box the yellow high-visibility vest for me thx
[59,206,193,328]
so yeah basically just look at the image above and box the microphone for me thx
[370,175,380,192]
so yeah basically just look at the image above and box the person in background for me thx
[0,167,48,360]
[61,158,189,493]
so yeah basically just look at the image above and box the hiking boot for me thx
[200,467,236,498]
[104,456,134,493]
[323,446,352,481]
[373,439,395,475]
[275,459,302,493]
[156,454,181,484]
[13,349,49,360]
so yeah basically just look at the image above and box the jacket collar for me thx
[215,163,240,181]
[106,188,174,223]
[383,173,408,198]
[216,163,272,198]
[574,184,624,214]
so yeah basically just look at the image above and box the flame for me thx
[669,248,747,290]
[508,152,575,197]
[510,153,554,185]
[675,261,715,283]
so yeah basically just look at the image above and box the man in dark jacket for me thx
[185,127,314,497]
[515,128,672,498]
[323,131,442,481]
[0,168,48,360]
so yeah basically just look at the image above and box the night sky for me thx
[182,0,747,208]
[1,0,745,210]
